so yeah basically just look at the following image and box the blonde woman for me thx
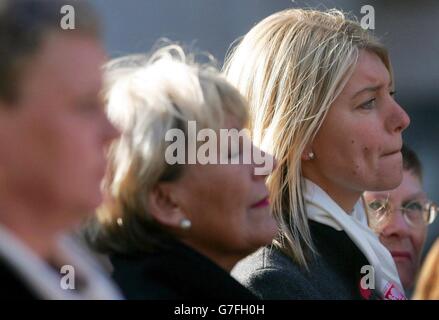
[85,45,278,299]
[224,9,410,299]
[413,239,439,300]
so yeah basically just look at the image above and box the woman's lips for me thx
[391,251,412,261]
[382,150,401,158]
[382,147,402,157]
[251,197,270,208]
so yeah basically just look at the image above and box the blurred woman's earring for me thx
[180,218,192,230]
[308,152,315,160]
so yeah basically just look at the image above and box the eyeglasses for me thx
[366,194,438,229]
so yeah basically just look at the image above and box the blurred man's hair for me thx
[402,144,423,181]
[0,0,100,104]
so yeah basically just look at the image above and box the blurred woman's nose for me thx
[102,113,120,144]
[380,209,411,239]
[386,100,410,134]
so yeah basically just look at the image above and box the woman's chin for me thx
[369,174,403,191]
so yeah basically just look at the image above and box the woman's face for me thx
[169,116,278,270]
[304,50,410,209]
[364,170,428,290]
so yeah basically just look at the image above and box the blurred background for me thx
[91,0,438,259]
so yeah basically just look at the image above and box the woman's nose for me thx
[380,208,411,239]
[386,100,410,134]
[102,113,121,144]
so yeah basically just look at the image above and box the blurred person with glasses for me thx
[364,144,438,292]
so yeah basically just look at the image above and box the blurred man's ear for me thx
[0,101,18,135]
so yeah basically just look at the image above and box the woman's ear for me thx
[148,183,186,229]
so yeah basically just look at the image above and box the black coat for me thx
[0,257,39,299]
[110,239,258,300]
[232,221,382,300]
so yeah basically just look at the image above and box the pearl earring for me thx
[308,152,315,160]
[180,218,192,230]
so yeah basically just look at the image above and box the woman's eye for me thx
[227,144,241,159]
[228,136,245,159]
[404,201,423,212]
[389,90,396,97]
[359,98,376,110]
[228,149,240,159]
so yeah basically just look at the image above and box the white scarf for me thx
[0,225,123,300]
[304,178,406,300]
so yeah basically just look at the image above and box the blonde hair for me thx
[86,44,248,255]
[413,239,439,300]
[223,9,391,268]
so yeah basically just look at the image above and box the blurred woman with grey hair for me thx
[85,45,278,299]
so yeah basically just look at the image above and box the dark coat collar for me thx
[111,238,258,300]
[308,220,382,300]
